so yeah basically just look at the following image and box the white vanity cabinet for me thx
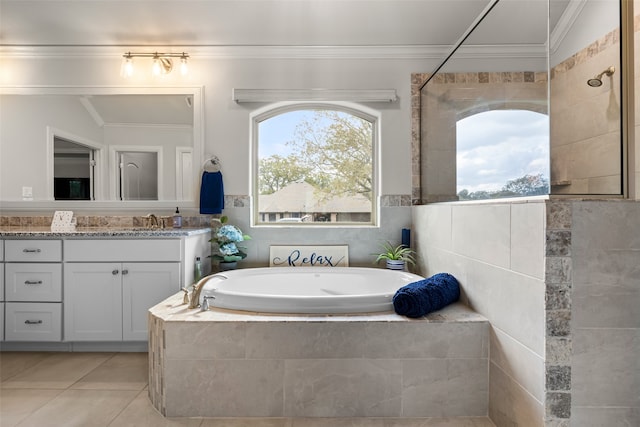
[3,240,63,341]
[64,239,182,341]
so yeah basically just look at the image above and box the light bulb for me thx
[121,56,134,78]
[180,57,188,76]
[152,57,162,76]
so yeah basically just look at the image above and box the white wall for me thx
[0,53,436,264]
[0,95,103,200]
[0,54,434,200]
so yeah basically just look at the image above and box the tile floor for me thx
[0,351,496,427]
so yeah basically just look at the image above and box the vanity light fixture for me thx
[121,52,189,78]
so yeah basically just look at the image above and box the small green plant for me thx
[372,241,416,266]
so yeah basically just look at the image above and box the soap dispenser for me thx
[173,207,183,228]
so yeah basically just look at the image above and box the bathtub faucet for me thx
[187,276,211,309]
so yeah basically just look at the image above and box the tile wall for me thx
[149,294,490,418]
[412,199,547,426]
[569,200,640,425]
[410,72,548,205]
[550,28,621,195]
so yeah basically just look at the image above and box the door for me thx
[64,263,122,341]
[119,151,158,200]
[122,262,180,340]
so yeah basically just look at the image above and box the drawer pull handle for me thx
[24,280,43,285]
[112,269,119,275]
[122,269,129,275]
[23,248,42,253]
[25,320,43,325]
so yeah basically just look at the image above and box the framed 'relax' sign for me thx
[269,245,349,267]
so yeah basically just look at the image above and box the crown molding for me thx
[549,0,587,55]
[0,43,547,60]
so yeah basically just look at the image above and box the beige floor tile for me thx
[71,352,148,391]
[201,418,292,427]
[1,352,113,389]
[108,391,203,427]
[0,388,64,427]
[0,352,54,382]
[291,418,384,427]
[382,418,496,427]
[15,388,139,427]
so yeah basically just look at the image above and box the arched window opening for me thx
[456,110,549,200]
[253,104,378,225]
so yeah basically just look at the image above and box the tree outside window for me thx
[255,107,376,224]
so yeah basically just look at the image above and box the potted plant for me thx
[373,241,416,271]
[210,216,251,271]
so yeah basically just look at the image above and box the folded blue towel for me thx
[200,171,225,214]
[392,273,460,318]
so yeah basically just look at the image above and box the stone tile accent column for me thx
[544,201,573,426]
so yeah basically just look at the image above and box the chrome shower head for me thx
[587,66,615,87]
[587,78,603,87]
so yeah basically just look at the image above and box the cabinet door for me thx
[64,263,122,341]
[122,262,180,341]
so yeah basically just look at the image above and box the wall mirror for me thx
[417,0,623,202]
[0,86,203,209]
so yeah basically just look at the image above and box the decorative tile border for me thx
[544,200,573,425]
[0,194,410,228]
[552,27,619,78]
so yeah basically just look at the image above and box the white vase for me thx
[386,259,405,270]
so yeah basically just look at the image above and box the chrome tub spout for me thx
[187,275,211,309]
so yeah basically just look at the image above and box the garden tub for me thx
[199,266,424,314]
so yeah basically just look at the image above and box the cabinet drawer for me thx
[1,263,4,301]
[5,263,62,302]
[1,240,4,261]
[65,239,181,262]
[5,302,62,342]
[5,240,62,262]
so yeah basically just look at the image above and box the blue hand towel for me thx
[200,171,225,214]
[392,272,460,318]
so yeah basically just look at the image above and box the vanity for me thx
[0,226,211,351]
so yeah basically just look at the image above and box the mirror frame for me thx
[0,85,204,212]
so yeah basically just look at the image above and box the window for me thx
[456,110,549,200]
[252,103,378,226]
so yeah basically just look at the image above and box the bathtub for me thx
[199,266,424,314]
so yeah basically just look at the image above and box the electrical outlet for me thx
[22,186,33,200]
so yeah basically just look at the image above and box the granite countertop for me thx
[0,226,212,238]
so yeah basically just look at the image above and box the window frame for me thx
[250,101,381,227]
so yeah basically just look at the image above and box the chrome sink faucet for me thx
[145,213,159,229]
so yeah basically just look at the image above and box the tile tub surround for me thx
[149,292,489,419]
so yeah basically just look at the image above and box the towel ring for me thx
[203,156,221,173]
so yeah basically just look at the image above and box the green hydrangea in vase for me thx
[210,216,251,271]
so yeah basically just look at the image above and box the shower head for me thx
[587,66,616,87]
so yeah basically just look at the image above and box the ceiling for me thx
[1,0,570,126]
[0,0,568,49]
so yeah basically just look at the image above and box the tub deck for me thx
[149,291,490,419]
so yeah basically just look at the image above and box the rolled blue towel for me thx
[392,273,460,318]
